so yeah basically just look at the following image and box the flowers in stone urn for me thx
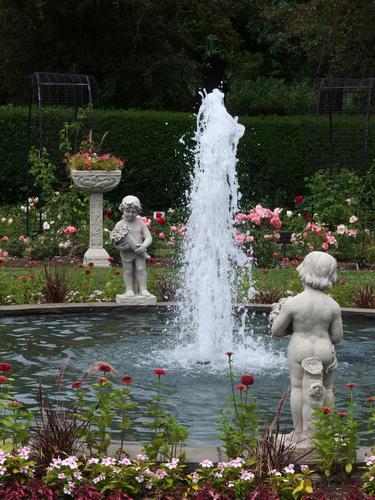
[67,151,124,171]
[65,130,125,171]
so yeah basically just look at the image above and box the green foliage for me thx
[2,107,375,211]
[304,168,364,227]
[0,376,33,451]
[142,373,188,462]
[227,77,315,116]
[218,355,258,460]
[313,389,358,480]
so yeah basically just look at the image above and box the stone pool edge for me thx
[0,302,374,318]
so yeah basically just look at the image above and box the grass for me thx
[0,264,374,307]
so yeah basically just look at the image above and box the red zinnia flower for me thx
[96,377,108,385]
[153,369,166,376]
[240,374,254,386]
[225,352,234,358]
[98,364,112,373]
[337,411,346,417]
[84,269,91,274]
[0,375,9,383]
[346,383,357,389]
[322,407,333,414]
[122,375,133,385]
[339,279,348,286]
[294,195,304,204]
[365,397,374,404]
[78,263,84,268]
[0,362,12,373]
[88,262,94,268]
[235,384,247,391]
[72,380,84,389]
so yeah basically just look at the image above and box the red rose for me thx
[156,217,166,225]
[0,362,12,373]
[281,257,289,263]
[337,411,346,417]
[240,374,254,386]
[98,364,112,373]
[122,375,133,385]
[72,380,84,389]
[294,195,304,204]
[304,213,312,221]
[88,262,95,268]
[322,407,333,414]
[235,384,247,391]
[346,383,357,389]
[96,377,108,385]
[291,259,299,267]
[155,212,163,219]
[153,369,166,376]
[0,375,9,383]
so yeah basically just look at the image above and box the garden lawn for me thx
[0,264,374,307]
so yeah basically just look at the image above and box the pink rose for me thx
[322,242,329,251]
[159,232,165,240]
[337,224,346,235]
[349,215,358,223]
[270,217,282,229]
[303,232,309,238]
[64,226,77,235]
[170,225,177,233]
[347,229,358,237]
[1,236,9,242]
[167,239,175,248]
[19,235,26,242]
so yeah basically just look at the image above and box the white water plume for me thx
[168,89,286,371]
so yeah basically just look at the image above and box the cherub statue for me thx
[270,251,343,435]
[110,195,154,298]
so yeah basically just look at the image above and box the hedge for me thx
[0,106,373,210]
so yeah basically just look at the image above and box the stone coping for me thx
[107,444,373,465]
[0,302,374,318]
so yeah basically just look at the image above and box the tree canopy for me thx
[0,0,374,111]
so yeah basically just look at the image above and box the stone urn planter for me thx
[71,170,121,267]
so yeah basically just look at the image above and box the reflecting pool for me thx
[0,311,373,445]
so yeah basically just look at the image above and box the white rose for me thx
[286,210,293,217]
[43,222,50,230]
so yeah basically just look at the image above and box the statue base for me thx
[116,293,157,305]
[83,247,111,268]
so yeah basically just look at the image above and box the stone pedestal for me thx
[116,294,157,305]
[71,170,121,267]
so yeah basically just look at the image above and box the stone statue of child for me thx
[270,251,343,434]
[110,195,153,298]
